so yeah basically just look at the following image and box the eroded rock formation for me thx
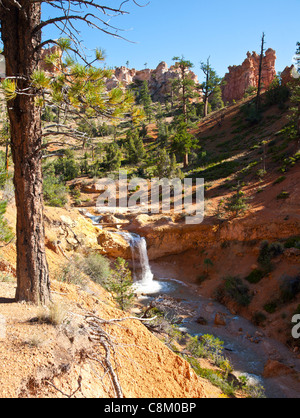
[281,65,296,85]
[40,46,62,73]
[222,49,277,103]
[106,62,199,101]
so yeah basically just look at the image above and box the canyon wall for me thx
[106,62,199,101]
[222,49,277,103]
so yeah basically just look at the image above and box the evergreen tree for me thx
[125,128,146,164]
[223,185,248,218]
[154,150,183,179]
[290,42,300,140]
[172,56,198,123]
[54,150,80,181]
[256,33,266,112]
[0,1,139,304]
[107,258,134,311]
[139,80,153,123]
[200,58,223,117]
[157,121,171,147]
[172,121,198,168]
[104,142,122,172]
[209,85,224,112]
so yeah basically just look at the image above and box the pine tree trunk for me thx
[183,153,189,168]
[297,103,300,137]
[204,96,209,117]
[1,3,51,304]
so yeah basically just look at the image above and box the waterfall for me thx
[129,234,154,284]
[81,208,159,293]
[115,231,161,294]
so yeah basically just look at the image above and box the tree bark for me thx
[297,103,300,136]
[183,153,189,168]
[1,2,51,304]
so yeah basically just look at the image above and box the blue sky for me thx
[42,0,299,82]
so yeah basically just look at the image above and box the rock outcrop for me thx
[106,62,199,101]
[222,49,276,103]
[124,213,300,261]
[40,46,62,73]
[281,65,300,85]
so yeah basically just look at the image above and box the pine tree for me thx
[125,129,146,164]
[291,42,300,140]
[172,121,198,168]
[107,258,134,311]
[104,143,122,172]
[155,148,182,179]
[0,0,139,304]
[172,56,198,123]
[139,81,153,123]
[223,185,248,218]
[200,58,223,117]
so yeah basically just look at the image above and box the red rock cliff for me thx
[222,48,276,103]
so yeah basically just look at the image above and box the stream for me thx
[126,233,300,398]
[83,212,300,398]
[136,274,300,398]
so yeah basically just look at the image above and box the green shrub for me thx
[242,102,262,125]
[245,269,265,284]
[224,276,252,307]
[41,106,56,122]
[56,255,86,285]
[277,191,290,200]
[264,302,278,314]
[265,77,290,107]
[104,142,122,172]
[279,275,300,303]
[57,253,111,287]
[0,200,14,243]
[81,253,111,285]
[54,151,80,181]
[252,312,267,326]
[187,334,225,366]
[273,176,286,185]
[43,173,69,207]
[284,236,300,249]
[257,241,284,273]
[0,151,8,189]
[186,357,236,397]
[256,169,267,179]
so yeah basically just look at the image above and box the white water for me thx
[118,232,162,294]
[81,209,161,294]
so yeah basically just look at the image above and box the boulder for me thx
[263,360,295,378]
[214,312,226,327]
[97,230,131,259]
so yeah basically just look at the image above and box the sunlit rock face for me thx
[221,49,277,103]
[40,46,63,73]
[106,61,199,101]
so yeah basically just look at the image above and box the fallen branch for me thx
[82,312,157,398]
[45,375,82,398]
